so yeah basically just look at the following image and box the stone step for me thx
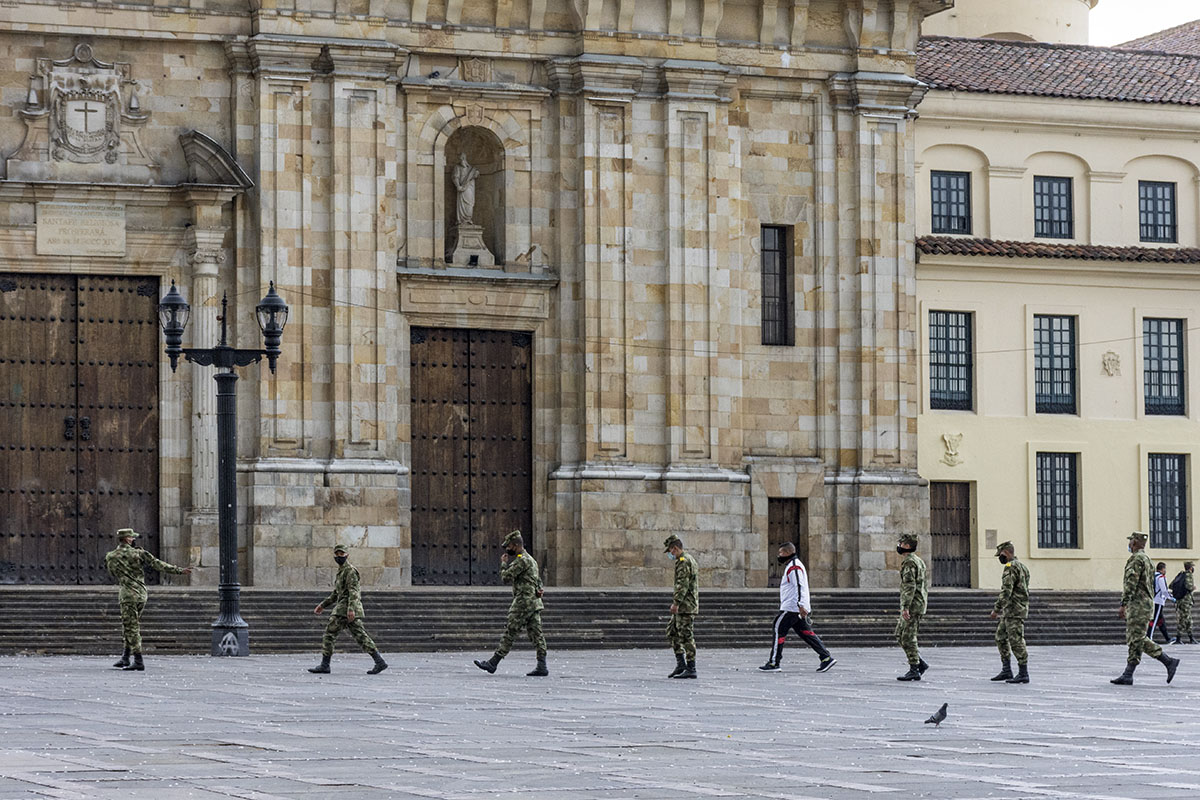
[0,587,1142,655]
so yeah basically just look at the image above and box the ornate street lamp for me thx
[158,281,289,656]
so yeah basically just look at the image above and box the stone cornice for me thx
[829,70,927,117]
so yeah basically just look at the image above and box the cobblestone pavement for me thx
[0,645,1197,799]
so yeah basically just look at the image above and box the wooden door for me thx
[0,273,159,584]
[766,498,807,587]
[410,327,533,585]
[930,481,972,587]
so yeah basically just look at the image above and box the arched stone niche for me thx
[444,126,505,265]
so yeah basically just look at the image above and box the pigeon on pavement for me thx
[924,703,948,727]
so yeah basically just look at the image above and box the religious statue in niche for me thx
[7,43,157,182]
[453,153,478,225]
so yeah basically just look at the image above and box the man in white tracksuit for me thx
[1148,561,1173,644]
[759,542,836,673]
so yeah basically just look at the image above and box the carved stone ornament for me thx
[1102,351,1121,377]
[940,433,964,467]
[8,43,157,181]
[465,103,485,126]
[461,58,492,83]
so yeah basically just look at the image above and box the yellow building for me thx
[915,4,1200,590]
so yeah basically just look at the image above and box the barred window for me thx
[1149,454,1188,549]
[1144,318,1185,416]
[1034,176,1073,239]
[1139,181,1177,243]
[931,171,972,235]
[760,225,794,346]
[1034,315,1077,414]
[929,311,973,410]
[1037,452,1079,549]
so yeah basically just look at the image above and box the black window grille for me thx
[760,225,794,346]
[1144,317,1185,416]
[1037,452,1079,549]
[931,171,971,234]
[1034,315,1077,414]
[1139,181,1177,243]
[929,311,973,410]
[1149,454,1188,549]
[1034,176,1073,239]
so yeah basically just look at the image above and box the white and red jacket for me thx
[779,556,811,613]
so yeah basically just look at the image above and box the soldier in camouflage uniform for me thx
[1111,532,1180,685]
[475,530,548,676]
[988,541,1031,684]
[104,528,191,671]
[308,545,388,675]
[1175,561,1196,644]
[664,534,699,679]
[894,533,929,682]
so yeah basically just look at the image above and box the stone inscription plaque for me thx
[36,202,126,256]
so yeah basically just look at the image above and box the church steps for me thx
[0,588,1134,655]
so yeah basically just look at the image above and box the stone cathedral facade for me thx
[0,0,948,591]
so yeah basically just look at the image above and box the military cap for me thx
[116,528,140,540]
[503,530,522,546]
[898,533,918,546]
[663,534,682,552]
[333,544,349,555]
[1127,531,1149,543]
[994,541,1015,556]
[1185,561,1195,569]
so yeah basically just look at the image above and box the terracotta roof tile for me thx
[917,236,1200,264]
[1120,19,1200,56]
[917,36,1200,107]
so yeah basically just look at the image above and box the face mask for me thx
[998,555,1009,564]
[777,555,791,564]
[505,548,517,557]
[668,552,678,560]
[334,555,347,566]
[896,545,909,555]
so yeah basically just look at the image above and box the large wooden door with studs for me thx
[409,327,533,585]
[0,273,160,584]
[930,481,972,587]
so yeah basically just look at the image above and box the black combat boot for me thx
[527,652,548,677]
[1156,652,1180,684]
[675,659,697,679]
[668,652,687,677]
[123,653,144,672]
[917,658,930,675]
[897,664,921,681]
[990,658,1013,681]
[1189,635,1197,644]
[1110,661,1137,685]
[474,654,502,674]
[1006,663,1030,684]
[113,646,131,669]
[308,654,331,674]
[367,651,388,675]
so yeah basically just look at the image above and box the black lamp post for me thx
[158,281,289,656]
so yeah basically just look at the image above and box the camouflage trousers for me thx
[995,616,1028,664]
[119,596,147,654]
[495,607,546,658]
[894,613,922,665]
[1177,596,1193,636]
[1125,609,1163,664]
[321,615,378,657]
[667,613,696,661]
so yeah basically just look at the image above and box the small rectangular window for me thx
[760,225,794,346]
[1139,181,1177,243]
[931,171,972,235]
[1034,176,1074,239]
[929,311,973,410]
[1144,318,1186,416]
[1149,454,1188,549]
[1037,452,1079,549]
[1034,315,1077,414]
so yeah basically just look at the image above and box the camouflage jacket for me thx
[993,559,1030,619]
[501,552,544,613]
[320,562,365,618]
[899,553,928,615]
[1121,551,1155,611]
[672,552,699,615]
[104,543,185,600]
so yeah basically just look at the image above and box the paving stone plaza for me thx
[1,645,1198,799]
